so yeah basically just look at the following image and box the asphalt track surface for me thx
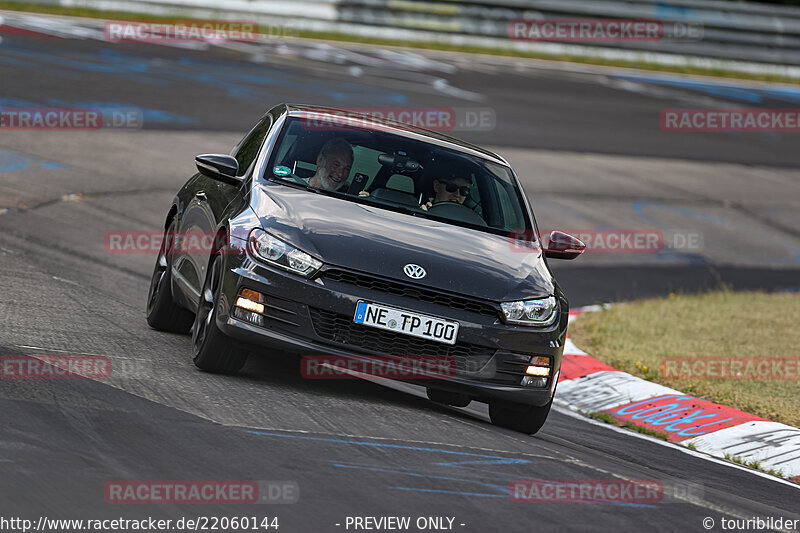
[1,14,800,532]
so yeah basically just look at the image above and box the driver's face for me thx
[316,150,353,190]
[433,177,471,204]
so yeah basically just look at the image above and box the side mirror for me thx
[544,231,585,260]
[195,154,242,185]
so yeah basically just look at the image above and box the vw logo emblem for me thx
[403,264,426,279]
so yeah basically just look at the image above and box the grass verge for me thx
[1,1,799,85]
[570,290,800,428]
[586,411,670,440]
[724,453,786,478]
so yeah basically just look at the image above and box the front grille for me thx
[320,269,499,318]
[309,307,495,372]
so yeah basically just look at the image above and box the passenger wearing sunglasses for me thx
[420,175,472,211]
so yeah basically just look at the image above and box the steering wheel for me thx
[426,201,487,226]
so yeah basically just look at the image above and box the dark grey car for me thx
[146,104,585,434]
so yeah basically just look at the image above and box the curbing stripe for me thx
[604,394,763,442]
[560,306,800,479]
[559,349,617,380]
[683,421,800,479]
[556,370,682,413]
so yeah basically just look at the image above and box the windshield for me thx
[263,117,531,235]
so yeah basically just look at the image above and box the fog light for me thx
[525,355,551,378]
[234,289,266,325]
[235,288,266,314]
[525,365,550,377]
[236,296,264,314]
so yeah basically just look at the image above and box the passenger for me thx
[308,137,353,191]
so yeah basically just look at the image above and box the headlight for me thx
[500,296,558,326]
[248,229,322,277]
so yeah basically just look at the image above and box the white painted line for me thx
[16,345,74,353]
[563,338,588,356]
[15,345,106,357]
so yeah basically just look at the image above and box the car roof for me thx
[283,103,510,167]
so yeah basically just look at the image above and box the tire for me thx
[489,399,552,435]
[146,218,194,333]
[191,254,247,374]
[426,388,472,408]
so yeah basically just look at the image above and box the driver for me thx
[420,173,472,211]
[308,137,353,191]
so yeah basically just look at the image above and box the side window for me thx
[492,179,524,229]
[231,114,274,177]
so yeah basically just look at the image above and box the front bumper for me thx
[216,244,568,407]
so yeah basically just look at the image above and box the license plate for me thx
[353,301,459,345]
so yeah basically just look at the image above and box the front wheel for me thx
[191,254,248,374]
[489,399,552,435]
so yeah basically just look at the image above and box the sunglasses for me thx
[441,182,470,196]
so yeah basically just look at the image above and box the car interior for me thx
[267,122,530,233]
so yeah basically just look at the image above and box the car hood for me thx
[252,183,555,301]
